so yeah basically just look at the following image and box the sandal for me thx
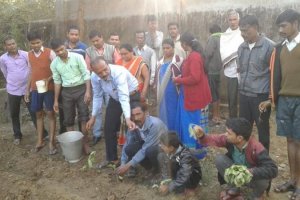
[33,143,46,153]
[290,188,300,200]
[274,181,296,193]
[220,189,244,200]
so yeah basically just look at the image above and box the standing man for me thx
[237,15,274,151]
[145,15,163,59]
[25,31,57,154]
[65,25,87,58]
[220,9,244,118]
[50,38,91,154]
[86,30,120,69]
[108,32,121,56]
[159,22,186,59]
[86,30,120,145]
[133,31,157,87]
[0,37,39,145]
[262,9,300,199]
[205,24,223,124]
[60,25,88,134]
[86,57,139,168]
[117,102,167,177]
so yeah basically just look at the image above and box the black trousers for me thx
[7,93,43,139]
[104,92,140,161]
[125,141,160,171]
[239,93,271,151]
[227,77,238,118]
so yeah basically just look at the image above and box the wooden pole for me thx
[77,0,85,40]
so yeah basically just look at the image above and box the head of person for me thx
[168,22,180,39]
[162,38,174,58]
[225,118,252,145]
[67,25,80,44]
[147,15,158,33]
[135,30,146,48]
[227,9,240,30]
[159,132,181,155]
[180,32,204,55]
[109,32,121,48]
[130,102,148,128]
[276,9,300,40]
[239,15,259,43]
[88,30,104,49]
[90,56,110,80]
[51,38,68,60]
[209,24,222,34]
[27,30,43,53]
[3,36,17,55]
[119,44,134,62]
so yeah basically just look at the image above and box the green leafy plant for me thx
[81,151,96,171]
[152,179,172,189]
[224,165,253,187]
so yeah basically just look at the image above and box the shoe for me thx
[13,138,20,145]
[92,136,101,146]
[95,160,119,170]
[274,181,296,193]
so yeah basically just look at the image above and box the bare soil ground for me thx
[0,110,292,200]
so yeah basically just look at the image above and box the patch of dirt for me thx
[0,110,291,200]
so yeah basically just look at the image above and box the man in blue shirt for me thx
[65,25,87,58]
[117,102,167,177]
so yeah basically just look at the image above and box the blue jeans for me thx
[93,94,109,137]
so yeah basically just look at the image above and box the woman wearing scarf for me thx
[156,39,183,130]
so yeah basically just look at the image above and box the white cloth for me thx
[220,28,244,78]
[283,32,300,51]
[248,42,256,50]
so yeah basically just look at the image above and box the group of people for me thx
[0,8,300,200]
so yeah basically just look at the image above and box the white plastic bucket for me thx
[57,131,84,163]
[36,80,47,93]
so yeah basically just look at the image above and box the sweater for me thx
[28,48,53,91]
[174,51,211,110]
[279,44,300,96]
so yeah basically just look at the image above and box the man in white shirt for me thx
[86,57,139,167]
[220,10,244,118]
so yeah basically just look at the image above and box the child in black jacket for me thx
[158,132,202,196]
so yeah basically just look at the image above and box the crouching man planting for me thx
[194,118,278,200]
